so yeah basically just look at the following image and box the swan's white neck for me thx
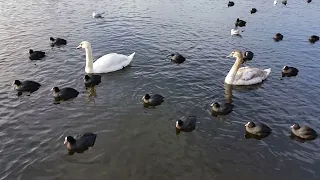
[85,45,94,73]
[225,56,243,84]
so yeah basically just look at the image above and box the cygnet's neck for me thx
[225,56,243,84]
[85,45,94,73]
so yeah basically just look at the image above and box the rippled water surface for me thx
[0,0,320,179]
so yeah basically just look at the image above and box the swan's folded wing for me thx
[234,67,267,85]
[93,53,131,73]
[237,67,255,80]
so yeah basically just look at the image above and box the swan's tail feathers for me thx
[264,68,271,76]
[128,52,135,61]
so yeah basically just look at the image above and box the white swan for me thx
[92,12,104,18]
[274,0,277,6]
[231,29,242,36]
[77,41,135,74]
[225,50,271,85]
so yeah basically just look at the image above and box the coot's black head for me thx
[144,94,150,100]
[29,49,34,54]
[290,124,300,130]
[50,37,55,41]
[176,120,183,129]
[245,122,255,128]
[236,18,239,21]
[84,75,90,81]
[51,87,60,92]
[211,102,220,108]
[64,136,76,145]
[283,66,289,70]
[13,80,21,86]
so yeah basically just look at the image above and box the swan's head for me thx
[77,41,91,49]
[290,124,300,129]
[245,122,255,128]
[227,50,243,59]
[176,120,183,129]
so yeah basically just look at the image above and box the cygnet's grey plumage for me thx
[84,75,101,87]
[142,94,164,107]
[50,37,67,46]
[309,35,319,43]
[290,124,317,140]
[12,80,41,94]
[176,116,197,132]
[245,122,272,137]
[273,33,283,41]
[211,102,234,116]
[51,87,79,101]
[282,66,299,77]
[168,53,186,64]
[64,132,97,153]
[29,49,45,60]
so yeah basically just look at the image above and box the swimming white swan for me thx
[225,50,271,85]
[231,29,242,35]
[77,41,135,74]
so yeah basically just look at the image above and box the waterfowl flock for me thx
[11,1,318,155]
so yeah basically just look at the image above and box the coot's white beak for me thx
[64,137,67,144]
[245,122,250,127]
[50,87,54,91]
[290,125,294,128]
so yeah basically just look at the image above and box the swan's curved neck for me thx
[225,56,243,84]
[85,45,94,73]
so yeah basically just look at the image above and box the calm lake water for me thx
[0,0,320,179]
